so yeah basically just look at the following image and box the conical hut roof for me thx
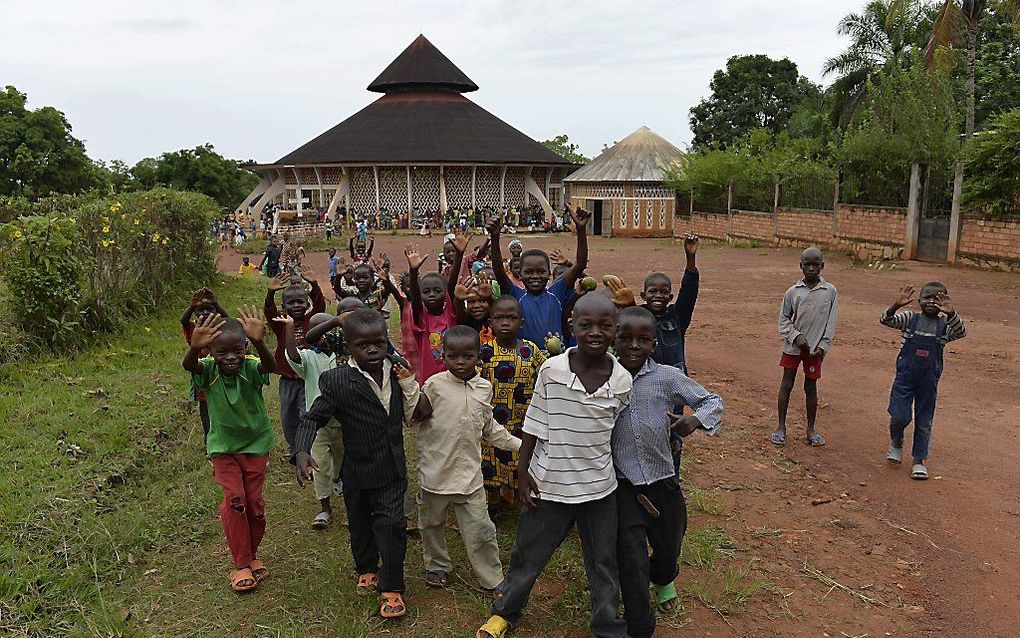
[564,126,684,183]
[268,36,570,167]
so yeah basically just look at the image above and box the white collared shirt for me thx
[348,357,420,424]
[522,348,633,504]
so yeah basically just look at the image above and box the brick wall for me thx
[729,210,773,241]
[959,216,1020,262]
[677,211,728,240]
[835,204,906,245]
[777,208,833,245]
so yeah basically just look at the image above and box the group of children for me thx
[182,214,965,636]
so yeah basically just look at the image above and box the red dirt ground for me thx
[221,234,1020,637]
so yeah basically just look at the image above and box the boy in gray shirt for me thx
[772,247,839,447]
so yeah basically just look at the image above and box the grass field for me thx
[0,274,762,637]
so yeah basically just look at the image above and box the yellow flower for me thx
[162,238,169,245]
[133,219,140,225]
[120,213,126,220]
[152,235,160,243]
[102,226,110,233]
[69,218,76,224]
[144,327,151,332]
[12,230,22,238]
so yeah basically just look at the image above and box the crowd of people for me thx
[182,206,965,637]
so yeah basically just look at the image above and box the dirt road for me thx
[222,234,1020,637]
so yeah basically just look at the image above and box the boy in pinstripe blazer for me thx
[291,309,420,619]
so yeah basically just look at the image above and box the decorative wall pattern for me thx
[445,167,473,208]
[411,167,441,211]
[348,168,375,213]
[378,167,407,211]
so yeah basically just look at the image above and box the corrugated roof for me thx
[368,34,478,94]
[564,126,684,183]
[273,91,572,166]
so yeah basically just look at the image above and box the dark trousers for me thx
[492,493,625,638]
[617,477,688,638]
[344,478,408,593]
[888,372,939,462]
[277,377,306,448]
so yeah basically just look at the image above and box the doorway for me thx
[592,200,604,235]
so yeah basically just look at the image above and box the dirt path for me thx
[221,235,1020,637]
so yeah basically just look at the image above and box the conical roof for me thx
[564,126,684,183]
[368,34,478,93]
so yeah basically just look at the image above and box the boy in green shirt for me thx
[183,305,276,593]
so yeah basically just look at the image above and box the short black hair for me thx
[344,308,387,334]
[420,272,446,288]
[520,249,550,270]
[617,305,656,327]
[552,263,570,280]
[490,294,522,314]
[282,284,309,301]
[353,262,373,275]
[337,297,367,313]
[444,324,480,349]
[921,281,948,294]
[217,317,246,341]
[572,293,616,319]
[643,272,671,290]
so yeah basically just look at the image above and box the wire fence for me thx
[839,167,910,208]
[690,184,728,214]
[780,173,837,210]
[920,163,956,217]
[731,177,775,212]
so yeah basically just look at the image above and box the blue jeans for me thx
[887,316,944,462]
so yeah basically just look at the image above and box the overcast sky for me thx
[3,0,852,165]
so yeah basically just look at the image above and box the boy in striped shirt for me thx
[880,282,966,480]
[478,295,631,638]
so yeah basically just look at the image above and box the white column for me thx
[439,165,448,213]
[292,167,303,213]
[407,166,413,212]
[233,173,272,217]
[327,171,350,221]
[249,171,286,231]
[373,166,380,211]
[343,167,350,215]
[499,166,507,209]
[471,166,477,208]
[525,174,554,218]
[314,167,325,210]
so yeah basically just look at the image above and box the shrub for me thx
[964,108,1020,216]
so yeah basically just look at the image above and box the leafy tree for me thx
[131,145,258,211]
[963,108,1020,215]
[974,8,1020,129]
[822,0,930,127]
[0,86,104,198]
[689,55,821,148]
[541,134,590,164]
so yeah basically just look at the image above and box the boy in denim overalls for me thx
[880,282,967,480]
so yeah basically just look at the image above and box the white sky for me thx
[2,0,852,165]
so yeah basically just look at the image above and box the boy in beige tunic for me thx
[412,325,521,590]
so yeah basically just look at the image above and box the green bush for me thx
[0,188,217,356]
[964,108,1020,216]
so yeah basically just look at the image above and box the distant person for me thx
[182,308,276,593]
[326,247,341,291]
[879,283,966,480]
[237,256,257,276]
[772,247,838,447]
[258,238,282,277]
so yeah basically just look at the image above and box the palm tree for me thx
[823,0,928,126]
[923,0,1019,259]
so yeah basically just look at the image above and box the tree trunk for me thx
[947,18,978,264]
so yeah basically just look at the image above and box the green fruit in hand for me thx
[545,335,564,355]
[581,276,598,292]
[602,275,614,286]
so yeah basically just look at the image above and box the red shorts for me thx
[780,352,822,380]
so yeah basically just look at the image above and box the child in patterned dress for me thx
[479,295,546,509]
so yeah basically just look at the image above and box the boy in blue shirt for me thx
[487,207,591,349]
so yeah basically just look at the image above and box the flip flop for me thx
[476,615,511,638]
[311,511,331,529]
[770,431,787,446]
[229,567,257,593]
[357,572,380,596]
[807,432,827,447]
[911,463,929,480]
[249,559,269,582]
[425,570,448,589]
[380,591,406,618]
[653,581,678,612]
[886,445,903,464]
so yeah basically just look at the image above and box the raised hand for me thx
[668,412,702,437]
[404,243,428,270]
[474,277,493,300]
[237,304,266,343]
[684,234,700,256]
[393,361,416,381]
[604,275,636,308]
[934,292,954,316]
[452,230,472,255]
[894,284,916,308]
[271,314,295,327]
[549,248,568,266]
[190,312,226,349]
[569,206,592,230]
[268,273,289,292]
[485,216,502,238]
[299,264,315,281]
[454,277,473,301]
[191,287,214,307]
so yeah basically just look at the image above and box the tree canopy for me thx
[125,145,259,211]
[0,86,104,199]
[689,55,821,149]
[541,134,590,164]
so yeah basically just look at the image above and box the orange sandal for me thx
[229,568,257,593]
[356,572,380,596]
[249,559,269,582]
[380,591,406,618]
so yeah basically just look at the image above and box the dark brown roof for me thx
[368,34,478,94]
[273,91,572,166]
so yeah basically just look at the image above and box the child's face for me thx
[194,305,218,325]
[210,332,247,377]
[490,302,522,343]
[520,255,550,293]
[572,305,616,358]
[399,273,411,297]
[510,244,523,258]
[443,242,458,266]
[356,241,366,254]
[329,248,336,257]
[614,316,655,372]
[420,275,446,314]
[346,321,388,371]
[353,267,374,294]
[242,257,250,265]
[465,296,490,321]
[800,254,824,283]
[919,286,946,318]
[282,289,311,319]
[641,276,673,314]
[443,337,479,380]
[509,258,522,280]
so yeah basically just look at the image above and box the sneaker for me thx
[311,511,331,529]
[911,463,929,480]
[886,445,903,464]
